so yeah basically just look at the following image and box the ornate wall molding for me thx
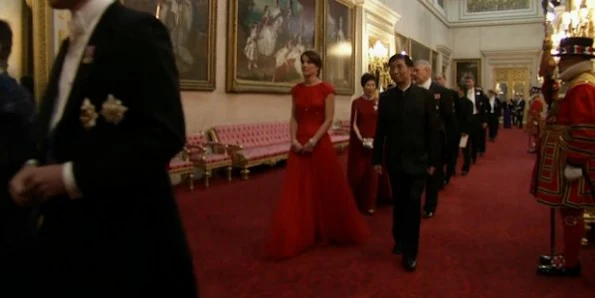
[436,45,452,69]
[481,49,541,91]
[417,0,448,26]
[358,0,401,96]
[31,1,53,103]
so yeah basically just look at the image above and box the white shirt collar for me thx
[70,0,114,35]
[419,78,432,90]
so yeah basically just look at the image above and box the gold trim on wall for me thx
[31,2,53,103]
[322,0,356,95]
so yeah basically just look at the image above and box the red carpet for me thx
[175,129,595,297]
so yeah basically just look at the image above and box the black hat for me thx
[553,37,595,58]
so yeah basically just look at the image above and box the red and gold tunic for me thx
[532,72,595,208]
[526,95,546,139]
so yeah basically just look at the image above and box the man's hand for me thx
[427,166,435,175]
[9,165,66,206]
[482,122,488,129]
[374,165,382,175]
[9,165,38,207]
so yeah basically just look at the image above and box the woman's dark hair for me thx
[0,20,12,69]
[301,50,322,76]
[360,73,377,88]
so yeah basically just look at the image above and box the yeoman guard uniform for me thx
[532,37,595,277]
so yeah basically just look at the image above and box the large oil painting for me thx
[227,0,320,93]
[454,58,482,87]
[323,0,355,95]
[466,0,530,13]
[121,0,217,90]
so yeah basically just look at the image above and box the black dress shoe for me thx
[539,255,552,265]
[403,258,417,272]
[461,170,469,176]
[392,245,402,255]
[537,263,581,277]
[423,211,434,218]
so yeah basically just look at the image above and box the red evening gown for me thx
[346,96,392,211]
[265,82,369,260]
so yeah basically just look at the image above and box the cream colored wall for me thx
[182,1,356,133]
[0,0,24,79]
[183,0,451,133]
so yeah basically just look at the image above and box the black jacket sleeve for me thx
[372,91,389,165]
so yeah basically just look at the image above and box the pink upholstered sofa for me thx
[209,121,351,179]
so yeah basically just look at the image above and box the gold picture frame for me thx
[322,0,356,95]
[453,58,482,88]
[226,0,322,93]
[120,0,217,91]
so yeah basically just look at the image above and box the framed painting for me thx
[121,0,217,90]
[453,58,482,88]
[322,0,356,95]
[395,32,409,54]
[226,0,321,93]
[410,39,431,61]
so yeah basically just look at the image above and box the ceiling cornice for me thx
[415,0,543,29]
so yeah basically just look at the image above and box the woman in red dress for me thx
[265,51,369,260]
[347,73,391,215]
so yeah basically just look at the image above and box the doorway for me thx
[493,67,530,101]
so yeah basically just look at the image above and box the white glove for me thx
[564,165,583,181]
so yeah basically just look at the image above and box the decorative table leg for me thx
[241,167,250,180]
[204,169,211,188]
[227,166,233,181]
[188,172,194,190]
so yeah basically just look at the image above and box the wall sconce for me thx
[368,40,390,91]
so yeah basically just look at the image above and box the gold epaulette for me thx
[568,72,595,90]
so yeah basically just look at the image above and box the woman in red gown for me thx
[265,51,369,260]
[347,73,391,215]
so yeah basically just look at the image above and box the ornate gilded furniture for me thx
[167,147,195,190]
[186,132,233,188]
[209,121,350,179]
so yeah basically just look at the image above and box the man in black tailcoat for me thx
[8,0,197,296]
[486,89,502,141]
[0,19,37,296]
[455,84,474,175]
[434,73,461,181]
[413,60,455,218]
[464,75,489,163]
[372,54,438,272]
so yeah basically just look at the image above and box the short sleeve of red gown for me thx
[323,82,336,96]
[291,84,302,101]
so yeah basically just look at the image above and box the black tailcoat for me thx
[33,3,197,297]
